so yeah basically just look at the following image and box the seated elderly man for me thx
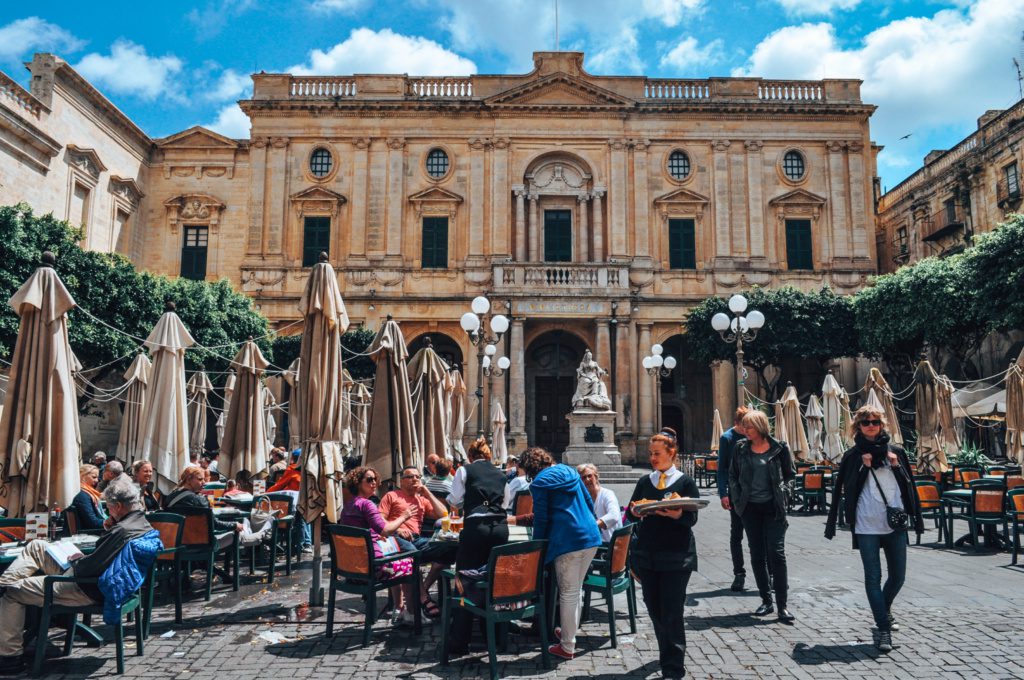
[98,460,124,491]
[0,477,158,675]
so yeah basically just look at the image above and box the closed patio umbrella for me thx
[365,316,418,482]
[216,369,236,447]
[350,381,371,462]
[407,338,451,461]
[263,384,278,450]
[1006,350,1024,463]
[710,409,724,452]
[0,253,81,516]
[491,399,508,464]
[220,340,270,480]
[914,359,950,475]
[340,368,354,453]
[117,353,151,464]
[447,369,468,462]
[822,373,845,464]
[284,358,301,449]
[186,371,213,457]
[863,368,903,446]
[936,374,961,457]
[773,401,788,444]
[781,384,809,460]
[805,395,824,462]
[140,302,195,493]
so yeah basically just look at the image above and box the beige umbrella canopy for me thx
[914,359,951,474]
[216,369,236,447]
[773,401,788,443]
[710,409,724,452]
[407,338,451,461]
[117,353,151,464]
[186,371,213,457]
[491,399,508,464]
[822,374,845,463]
[340,368,354,452]
[350,381,371,462]
[447,369,468,462]
[1006,351,1024,463]
[863,368,903,446]
[140,302,195,493]
[365,316,419,482]
[0,255,82,516]
[936,374,961,457]
[781,384,810,460]
[284,358,301,450]
[806,395,825,462]
[220,340,270,481]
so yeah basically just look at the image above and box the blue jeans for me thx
[856,531,907,630]
[294,516,312,548]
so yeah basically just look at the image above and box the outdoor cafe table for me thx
[940,488,1008,550]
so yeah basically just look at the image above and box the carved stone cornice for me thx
[291,186,347,218]
[109,176,144,210]
[468,137,487,150]
[352,137,370,150]
[270,137,288,149]
[744,140,763,152]
[386,137,406,150]
[629,138,650,151]
[65,144,106,181]
[711,140,731,152]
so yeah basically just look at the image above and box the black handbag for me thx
[869,468,909,531]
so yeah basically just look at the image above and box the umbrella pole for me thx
[308,514,324,606]
[387,359,398,484]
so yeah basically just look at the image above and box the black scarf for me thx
[854,431,890,467]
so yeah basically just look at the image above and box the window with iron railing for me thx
[893,226,909,259]
[998,162,1021,206]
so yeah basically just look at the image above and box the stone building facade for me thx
[1,51,880,459]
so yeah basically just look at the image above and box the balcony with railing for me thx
[997,175,1022,209]
[493,263,630,293]
[891,236,910,263]
[922,207,966,244]
[0,71,45,119]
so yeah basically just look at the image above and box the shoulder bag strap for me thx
[868,468,890,505]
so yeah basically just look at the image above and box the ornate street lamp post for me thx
[711,294,765,407]
[642,344,677,432]
[460,295,509,437]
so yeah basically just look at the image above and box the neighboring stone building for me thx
[1,51,880,459]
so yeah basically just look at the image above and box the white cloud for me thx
[288,28,476,75]
[207,68,251,101]
[0,17,85,62]
[74,40,184,101]
[186,0,259,41]
[659,37,724,72]
[641,0,704,27]
[310,0,365,11]
[774,0,860,17]
[588,28,644,74]
[205,103,250,138]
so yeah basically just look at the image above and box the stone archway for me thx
[660,334,713,454]
[407,332,464,371]
[525,329,587,456]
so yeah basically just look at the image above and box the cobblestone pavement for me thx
[30,482,1024,679]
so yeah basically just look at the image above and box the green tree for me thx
[270,325,377,383]
[961,212,1024,334]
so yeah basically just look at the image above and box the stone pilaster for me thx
[348,137,370,261]
[266,137,289,256]
[592,189,605,262]
[577,193,590,262]
[745,140,766,260]
[386,138,405,260]
[468,138,485,262]
[828,140,851,261]
[712,140,732,261]
[246,137,267,256]
[631,139,651,260]
[637,323,654,437]
[595,318,611,369]
[366,140,387,258]
[608,139,628,258]
[528,194,539,261]
[514,186,526,261]
[847,141,869,260]
[490,138,511,259]
[614,318,631,432]
[508,318,527,450]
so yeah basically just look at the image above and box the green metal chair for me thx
[143,512,186,636]
[796,471,828,514]
[913,480,944,545]
[31,568,150,676]
[325,524,422,646]
[439,539,550,680]
[174,506,239,601]
[581,524,636,648]
[950,481,1006,552]
[1006,488,1024,565]
[512,489,533,517]
[243,493,296,583]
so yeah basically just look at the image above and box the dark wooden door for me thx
[534,376,574,454]
[544,210,572,262]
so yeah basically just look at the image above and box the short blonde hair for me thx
[576,463,599,479]
[740,410,771,440]
[177,465,205,487]
[79,464,98,479]
[849,405,888,439]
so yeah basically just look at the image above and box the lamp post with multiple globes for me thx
[642,344,677,432]
[710,294,765,407]
[460,295,510,437]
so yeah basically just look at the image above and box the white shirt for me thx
[592,486,622,542]
[503,474,530,511]
[856,463,903,535]
[447,465,469,509]
[648,466,683,491]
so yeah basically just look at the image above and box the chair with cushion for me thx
[175,507,239,601]
[512,490,533,517]
[796,472,827,514]
[986,466,1008,477]
[581,525,636,648]
[244,493,296,583]
[143,512,185,636]
[325,524,421,646]
[956,468,983,488]
[439,539,550,680]
[201,483,226,507]
[0,518,26,544]
[704,458,719,488]
[1006,475,1024,491]
[1006,488,1024,565]
[913,481,944,545]
[949,482,1007,553]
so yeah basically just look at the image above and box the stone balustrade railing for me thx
[644,80,711,99]
[407,77,473,98]
[758,81,823,101]
[494,263,629,291]
[0,72,44,118]
[289,76,357,98]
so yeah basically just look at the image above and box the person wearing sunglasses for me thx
[824,405,923,654]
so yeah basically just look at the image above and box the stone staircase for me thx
[590,464,648,484]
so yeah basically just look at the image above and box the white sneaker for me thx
[391,608,415,627]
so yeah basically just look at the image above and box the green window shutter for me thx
[544,210,572,262]
[422,217,448,268]
[668,218,696,269]
[785,219,813,270]
[303,216,330,266]
[180,226,208,280]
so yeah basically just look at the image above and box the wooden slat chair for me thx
[513,490,533,517]
[956,468,983,488]
[143,512,186,636]
[797,472,827,514]
[440,540,551,680]
[244,493,296,583]
[693,457,707,485]
[62,506,104,537]
[913,481,944,545]
[581,525,636,648]
[201,483,226,508]
[0,518,26,544]
[325,524,421,645]
[986,466,1009,477]
[950,483,1007,553]
[704,458,719,488]
[1005,475,1024,491]
[175,507,239,601]
[1006,489,1024,565]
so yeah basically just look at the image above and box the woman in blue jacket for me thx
[522,447,602,661]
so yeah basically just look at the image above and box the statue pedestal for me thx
[561,410,621,466]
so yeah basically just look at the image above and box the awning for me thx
[952,381,1006,420]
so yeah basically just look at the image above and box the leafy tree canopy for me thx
[961,212,1024,334]
[270,325,376,382]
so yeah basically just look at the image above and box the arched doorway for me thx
[407,333,464,371]
[526,330,586,455]
[660,334,713,454]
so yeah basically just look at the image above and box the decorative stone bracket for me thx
[291,186,346,218]
[164,194,225,234]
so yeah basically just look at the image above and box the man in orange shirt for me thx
[267,449,310,553]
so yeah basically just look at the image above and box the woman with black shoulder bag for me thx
[824,405,924,653]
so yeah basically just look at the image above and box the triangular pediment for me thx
[769,189,827,206]
[157,126,240,149]
[486,73,634,108]
[291,186,346,203]
[654,187,710,205]
[408,186,464,203]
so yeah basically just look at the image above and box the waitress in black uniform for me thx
[626,427,700,680]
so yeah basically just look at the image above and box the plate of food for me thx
[633,493,710,514]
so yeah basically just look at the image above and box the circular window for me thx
[667,150,691,181]
[782,151,805,181]
[309,148,333,178]
[426,148,450,179]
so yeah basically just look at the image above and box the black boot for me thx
[730,574,745,592]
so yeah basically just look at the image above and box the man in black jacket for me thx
[0,477,154,675]
[717,407,750,592]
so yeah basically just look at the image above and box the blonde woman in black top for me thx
[625,428,699,680]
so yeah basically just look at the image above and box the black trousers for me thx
[740,501,788,608]
[635,567,691,677]
[729,506,746,577]
[448,516,509,652]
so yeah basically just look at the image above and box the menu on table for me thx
[253,479,266,495]
[25,512,48,540]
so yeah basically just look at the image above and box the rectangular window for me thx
[1006,162,1020,196]
[944,198,957,225]
[785,219,813,271]
[421,216,449,268]
[668,218,696,269]
[70,183,89,230]
[544,210,572,262]
[302,216,330,266]
[180,226,208,281]
[114,209,130,250]
[895,225,908,255]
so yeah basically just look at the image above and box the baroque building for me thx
[0,51,880,459]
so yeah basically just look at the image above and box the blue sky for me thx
[1,0,1022,191]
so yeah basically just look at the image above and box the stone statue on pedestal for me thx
[571,350,612,411]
